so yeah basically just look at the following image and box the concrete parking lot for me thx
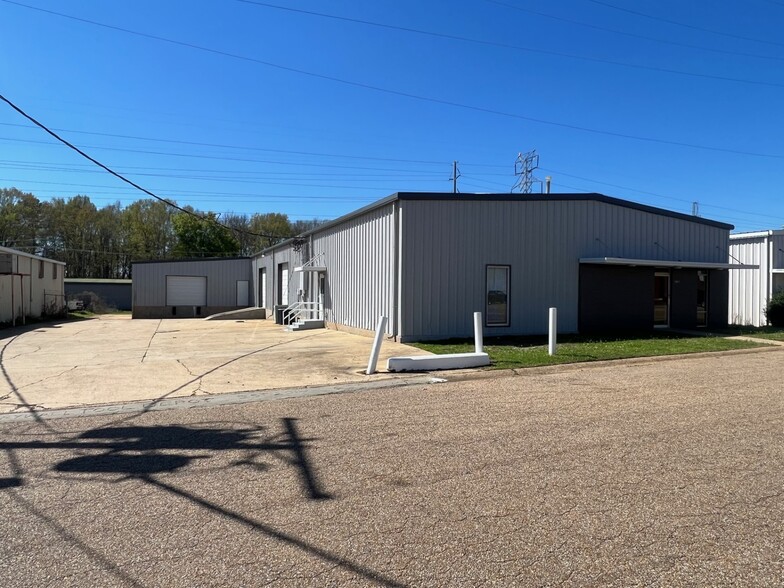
[0,315,430,413]
[0,347,782,587]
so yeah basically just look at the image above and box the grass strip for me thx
[412,332,769,369]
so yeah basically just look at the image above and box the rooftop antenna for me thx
[512,150,540,193]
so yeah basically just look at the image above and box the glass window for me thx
[39,261,44,279]
[486,265,510,327]
[52,263,57,280]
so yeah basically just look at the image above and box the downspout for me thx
[393,200,402,341]
[768,232,774,324]
[20,272,25,325]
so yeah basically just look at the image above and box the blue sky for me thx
[1,0,783,231]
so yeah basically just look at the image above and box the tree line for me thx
[0,187,325,278]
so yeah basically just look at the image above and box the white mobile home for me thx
[253,192,743,342]
[728,230,784,326]
[0,246,66,325]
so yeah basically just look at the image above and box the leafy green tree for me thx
[0,188,41,250]
[172,211,240,258]
[249,212,293,251]
[121,199,176,274]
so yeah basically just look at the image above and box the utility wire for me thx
[237,0,784,89]
[0,135,450,173]
[485,0,784,63]
[0,121,446,166]
[585,0,784,49]
[4,0,784,159]
[0,94,289,241]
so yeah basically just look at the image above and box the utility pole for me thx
[512,150,540,193]
[450,160,460,193]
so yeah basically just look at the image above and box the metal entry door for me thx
[654,272,670,327]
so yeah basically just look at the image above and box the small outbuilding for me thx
[728,230,784,326]
[0,245,66,325]
[252,192,745,342]
[132,257,252,319]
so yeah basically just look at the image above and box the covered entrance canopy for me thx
[579,257,757,270]
[578,258,757,333]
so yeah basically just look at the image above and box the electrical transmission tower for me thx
[450,160,461,193]
[512,150,540,193]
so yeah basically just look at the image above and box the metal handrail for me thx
[300,252,325,268]
[282,301,322,325]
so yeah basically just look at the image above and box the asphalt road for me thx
[1,349,782,587]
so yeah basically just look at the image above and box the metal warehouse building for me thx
[253,192,742,342]
[0,245,65,325]
[132,257,252,319]
[728,230,784,326]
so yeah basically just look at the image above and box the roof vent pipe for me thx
[545,176,552,194]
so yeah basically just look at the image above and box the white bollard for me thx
[474,311,483,353]
[548,307,557,356]
[366,315,388,375]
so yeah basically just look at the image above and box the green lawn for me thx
[412,332,769,370]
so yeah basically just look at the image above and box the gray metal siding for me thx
[311,203,396,334]
[253,245,311,310]
[133,259,252,308]
[400,199,729,341]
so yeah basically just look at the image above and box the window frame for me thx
[485,264,511,327]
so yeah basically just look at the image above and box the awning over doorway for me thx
[579,257,757,270]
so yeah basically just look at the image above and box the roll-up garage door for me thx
[166,276,207,306]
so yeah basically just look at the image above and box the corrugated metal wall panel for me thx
[311,203,396,335]
[401,199,729,341]
[773,234,784,270]
[133,259,252,307]
[728,237,768,326]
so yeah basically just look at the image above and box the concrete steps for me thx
[286,319,325,332]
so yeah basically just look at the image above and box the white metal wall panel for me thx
[166,276,207,306]
[0,254,64,322]
[400,198,730,341]
[728,236,769,326]
[311,203,396,335]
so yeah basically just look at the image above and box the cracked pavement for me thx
[0,315,430,413]
[0,349,782,586]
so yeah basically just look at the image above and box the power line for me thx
[0,121,446,166]
[4,0,784,160]
[484,0,784,63]
[0,136,452,173]
[585,0,784,49]
[236,0,784,89]
[0,94,289,241]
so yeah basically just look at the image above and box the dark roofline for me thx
[132,256,250,265]
[393,192,734,230]
[254,192,733,255]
